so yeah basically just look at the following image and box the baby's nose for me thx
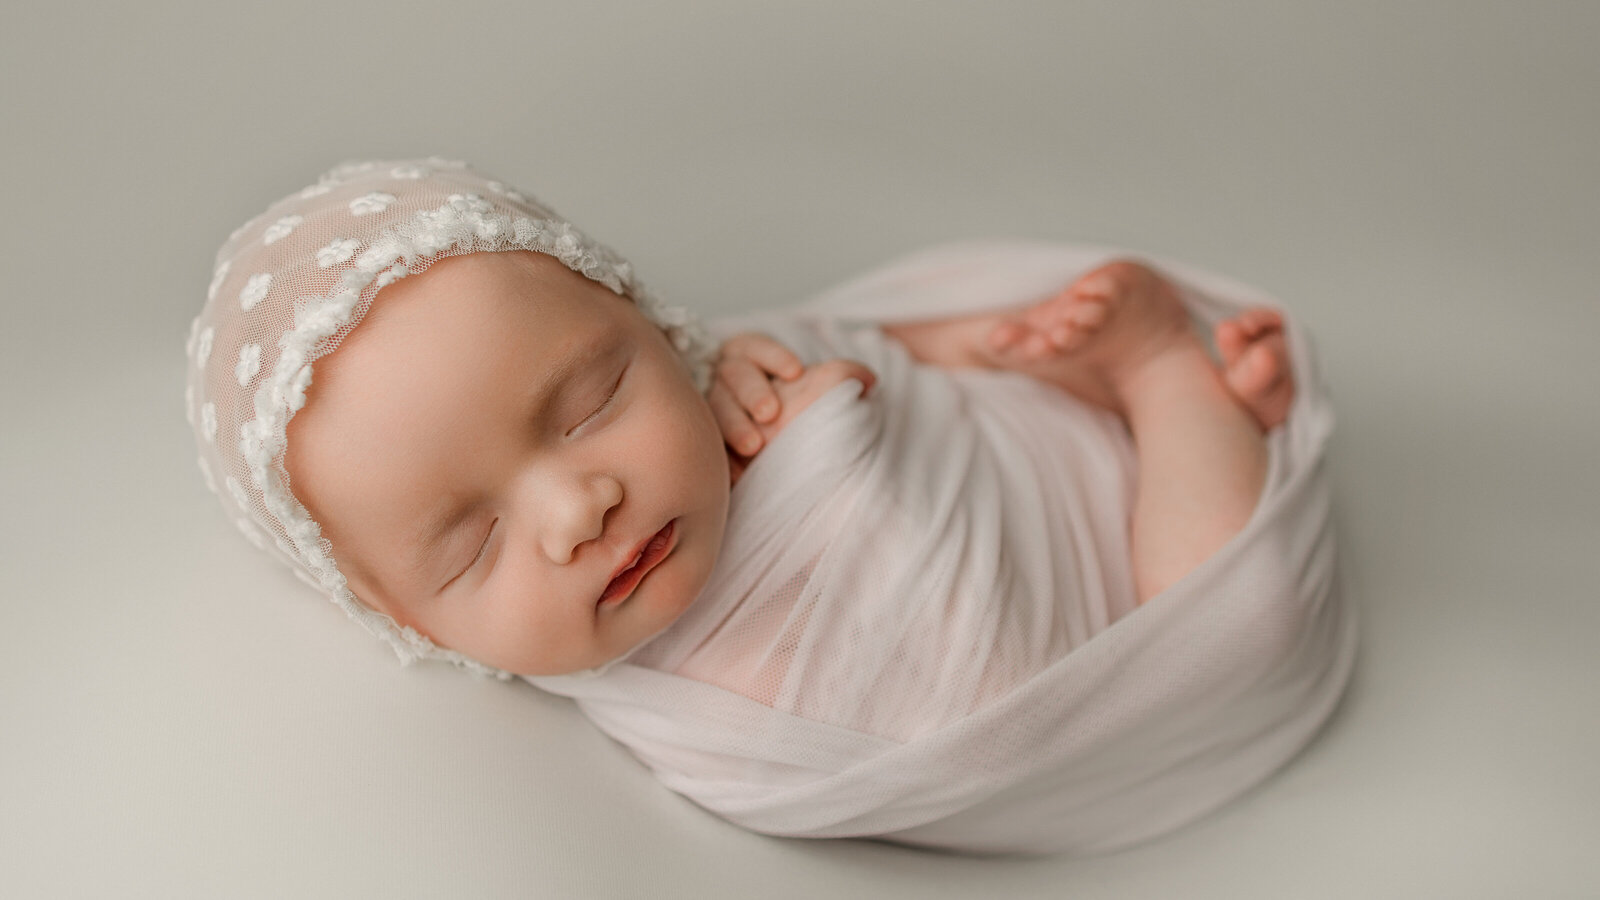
[540,474,623,565]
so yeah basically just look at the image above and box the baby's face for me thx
[285,250,730,675]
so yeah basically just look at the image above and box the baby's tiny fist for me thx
[756,358,876,441]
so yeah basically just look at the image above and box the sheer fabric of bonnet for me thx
[187,159,1356,855]
[184,158,718,678]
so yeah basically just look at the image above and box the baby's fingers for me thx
[717,356,782,423]
[708,381,764,457]
[811,357,878,398]
[723,332,804,382]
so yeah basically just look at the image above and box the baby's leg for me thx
[884,261,1269,604]
[1029,262,1268,603]
[883,303,1294,430]
[1116,328,1267,603]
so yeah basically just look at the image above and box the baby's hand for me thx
[710,332,806,459]
[710,332,876,485]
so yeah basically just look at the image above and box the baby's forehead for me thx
[412,249,630,317]
[354,249,627,344]
[360,248,640,385]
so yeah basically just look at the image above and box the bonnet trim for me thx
[236,188,717,680]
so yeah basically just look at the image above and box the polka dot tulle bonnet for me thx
[183,158,719,678]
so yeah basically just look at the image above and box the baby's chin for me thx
[560,507,728,676]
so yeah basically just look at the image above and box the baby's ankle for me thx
[1107,332,1215,413]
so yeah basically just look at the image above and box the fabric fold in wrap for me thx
[528,239,1356,855]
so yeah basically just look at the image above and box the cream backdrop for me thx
[2,2,1595,897]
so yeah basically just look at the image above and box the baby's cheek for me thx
[681,385,732,464]
[678,393,732,542]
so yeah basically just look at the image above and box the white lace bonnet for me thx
[183,158,719,679]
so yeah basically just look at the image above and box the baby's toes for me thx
[1069,263,1133,300]
[985,318,1059,364]
[1228,342,1282,398]
[1223,335,1295,430]
[986,319,1028,353]
[1215,307,1284,363]
[1215,319,1249,365]
[1064,298,1109,329]
[1029,293,1109,351]
[1017,331,1058,361]
[1237,307,1285,339]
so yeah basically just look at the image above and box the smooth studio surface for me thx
[2,2,1595,897]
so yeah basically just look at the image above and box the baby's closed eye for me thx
[569,365,627,436]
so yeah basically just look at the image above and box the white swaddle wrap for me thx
[528,240,1356,855]
[184,160,1350,853]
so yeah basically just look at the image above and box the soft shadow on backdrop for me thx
[2,2,1595,897]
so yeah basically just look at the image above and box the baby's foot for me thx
[983,259,1194,413]
[1214,308,1295,431]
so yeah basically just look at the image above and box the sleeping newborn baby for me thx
[186,159,1355,855]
